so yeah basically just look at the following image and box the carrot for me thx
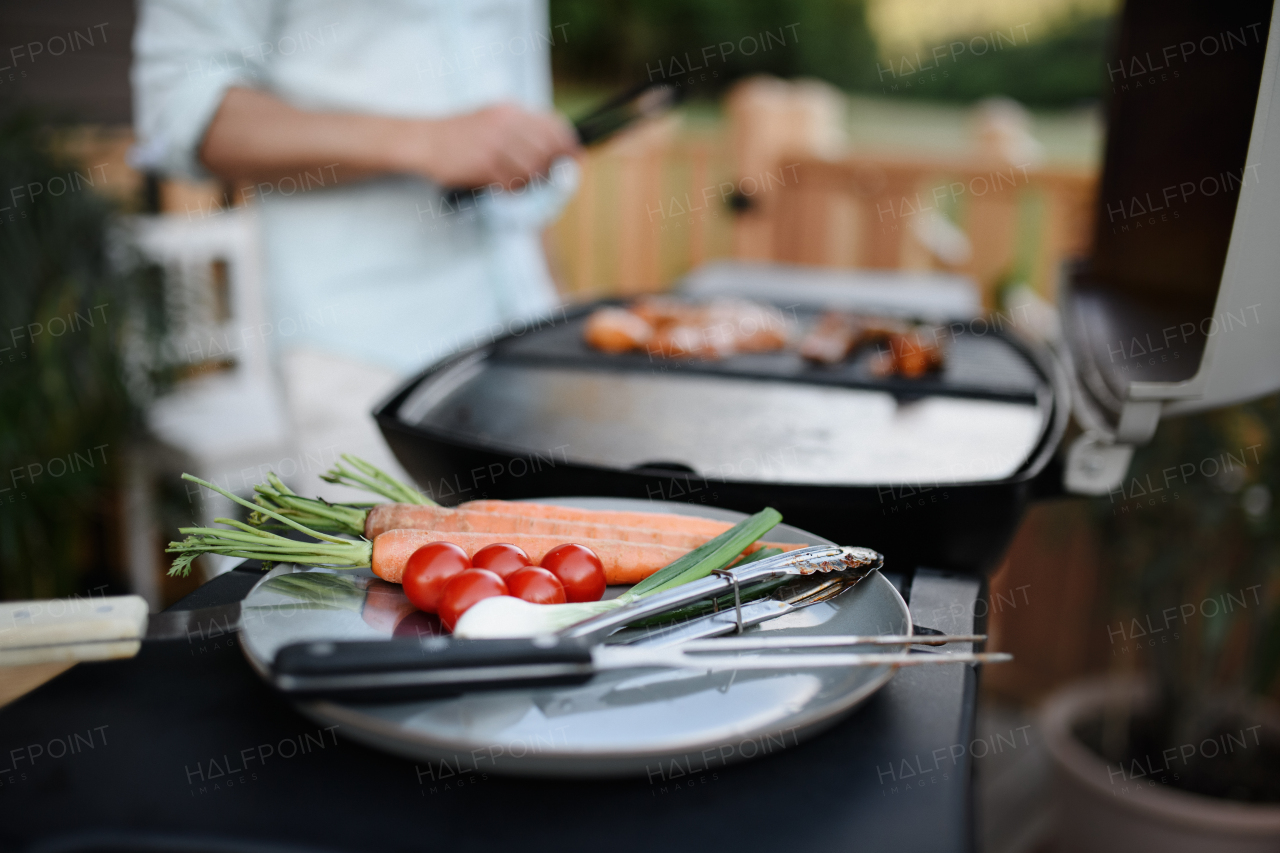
[455,500,738,539]
[366,504,707,547]
[251,469,785,550]
[364,504,452,538]
[170,474,797,590]
[366,504,800,554]
[365,503,719,544]
[309,457,757,545]
[370,529,693,585]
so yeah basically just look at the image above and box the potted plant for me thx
[0,111,149,600]
[1041,395,1280,851]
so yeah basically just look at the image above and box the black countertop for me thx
[0,566,981,853]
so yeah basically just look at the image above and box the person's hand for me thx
[392,102,579,190]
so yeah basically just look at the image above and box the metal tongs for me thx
[442,80,680,204]
[269,546,1008,700]
[561,544,885,644]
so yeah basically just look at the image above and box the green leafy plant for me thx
[879,13,1114,108]
[550,0,878,92]
[549,0,1114,107]
[1089,394,1280,800]
[0,112,146,600]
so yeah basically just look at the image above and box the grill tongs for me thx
[270,546,1009,700]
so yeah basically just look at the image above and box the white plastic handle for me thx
[0,595,148,666]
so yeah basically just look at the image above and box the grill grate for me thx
[491,308,1044,404]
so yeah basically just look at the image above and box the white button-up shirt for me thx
[132,0,573,374]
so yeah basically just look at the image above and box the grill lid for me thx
[1062,0,1280,493]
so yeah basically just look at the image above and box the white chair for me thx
[123,209,294,601]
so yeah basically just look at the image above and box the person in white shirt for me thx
[132,0,580,496]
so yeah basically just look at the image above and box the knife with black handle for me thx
[270,633,1005,702]
[273,635,597,701]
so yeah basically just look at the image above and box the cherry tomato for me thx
[438,569,508,631]
[401,542,470,614]
[540,544,606,603]
[471,543,533,580]
[506,566,567,605]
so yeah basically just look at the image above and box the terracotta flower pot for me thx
[1041,676,1280,853]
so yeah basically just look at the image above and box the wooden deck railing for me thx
[761,155,1097,303]
[550,117,736,299]
[548,77,1098,307]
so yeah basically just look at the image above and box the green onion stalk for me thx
[624,547,787,629]
[450,509,784,638]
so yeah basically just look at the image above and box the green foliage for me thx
[875,14,1114,108]
[0,113,142,599]
[550,0,879,92]
[550,2,1114,107]
[1094,394,1280,739]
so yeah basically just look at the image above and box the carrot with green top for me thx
[170,475,788,588]
[249,458,799,550]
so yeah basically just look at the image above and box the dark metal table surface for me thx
[0,565,981,853]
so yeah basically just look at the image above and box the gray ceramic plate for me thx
[239,498,910,778]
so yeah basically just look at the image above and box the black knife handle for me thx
[272,636,595,701]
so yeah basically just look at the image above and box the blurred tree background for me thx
[550,0,1113,107]
[0,114,148,600]
[550,0,879,91]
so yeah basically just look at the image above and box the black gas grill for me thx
[375,294,1068,573]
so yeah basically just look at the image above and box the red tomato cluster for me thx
[401,541,607,630]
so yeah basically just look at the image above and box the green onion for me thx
[611,540,785,630]
[453,508,784,638]
[452,596,626,638]
[626,508,782,598]
[624,574,790,629]
[320,454,435,505]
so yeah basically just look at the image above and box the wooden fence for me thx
[548,77,1098,307]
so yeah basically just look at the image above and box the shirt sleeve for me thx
[521,0,555,109]
[131,0,277,178]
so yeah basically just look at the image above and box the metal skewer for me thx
[674,634,987,651]
[591,644,1011,673]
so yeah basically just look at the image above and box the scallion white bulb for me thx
[452,595,623,639]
